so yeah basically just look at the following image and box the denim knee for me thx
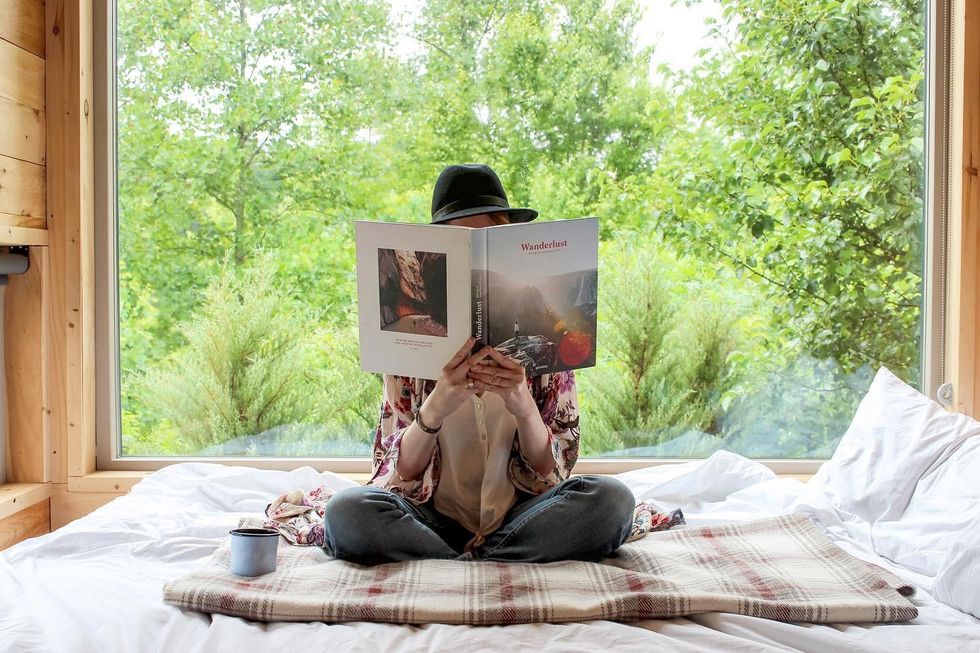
[577,475,636,531]
[574,474,633,503]
[324,486,387,523]
[322,486,391,550]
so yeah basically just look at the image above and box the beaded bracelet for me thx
[415,410,442,434]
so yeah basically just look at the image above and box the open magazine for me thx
[355,217,598,380]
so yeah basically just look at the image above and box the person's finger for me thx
[468,368,521,384]
[471,360,503,371]
[485,347,518,369]
[463,345,494,370]
[486,347,521,370]
[466,370,496,386]
[471,366,521,384]
[445,337,477,370]
[469,378,497,392]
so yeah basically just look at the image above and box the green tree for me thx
[578,240,740,454]
[116,0,397,363]
[383,0,670,233]
[132,253,327,453]
[654,0,925,381]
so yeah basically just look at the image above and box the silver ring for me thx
[467,380,475,389]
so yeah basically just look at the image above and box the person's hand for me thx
[422,336,493,424]
[466,348,537,418]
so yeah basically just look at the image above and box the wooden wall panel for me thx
[950,0,980,418]
[0,498,49,550]
[0,225,48,245]
[0,38,44,111]
[0,154,45,220]
[49,484,115,530]
[0,0,49,532]
[5,248,48,483]
[0,0,46,241]
[0,213,46,230]
[0,482,49,521]
[46,0,95,481]
[0,96,45,166]
[0,0,46,59]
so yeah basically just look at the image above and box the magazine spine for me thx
[471,229,488,347]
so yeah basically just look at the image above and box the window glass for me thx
[116,0,926,458]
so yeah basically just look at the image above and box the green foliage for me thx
[578,239,740,454]
[312,320,383,438]
[131,253,327,453]
[115,0,927,459]
[116,0,398,369]
[654,0,925,381]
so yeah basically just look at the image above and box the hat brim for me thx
[431,205,538,225]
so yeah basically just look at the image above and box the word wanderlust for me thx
[520,239,568,252]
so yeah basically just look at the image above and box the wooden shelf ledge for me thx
[0,482,50,521]
[0,223,47,246]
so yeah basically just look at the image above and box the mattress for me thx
[2,454,979,653]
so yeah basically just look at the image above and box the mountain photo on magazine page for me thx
[487,240,598,375]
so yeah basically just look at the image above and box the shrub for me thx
[133,252,326,453]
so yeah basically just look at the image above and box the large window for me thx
[102,0,930,465]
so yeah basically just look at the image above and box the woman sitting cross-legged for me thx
[322,164,636,565]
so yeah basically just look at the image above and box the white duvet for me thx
[2,450,979,653]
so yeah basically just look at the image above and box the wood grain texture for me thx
[950,0,980,418]
[0,482,50,521]
[46,0,95,482]
[42,238,63,483]
[0,37,44,111]
[0,154,45,220]
[0,0,46,59]
[0,222,48,245]
[67,470,147,493]
[5,248,48,483]
[0,498,49,550]
[964,0,980,417]
[0,211,45,230]
[49,483,116,530]
[0,96,45,166]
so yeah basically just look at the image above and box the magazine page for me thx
[483,217,599,375]
[354,221,474,380]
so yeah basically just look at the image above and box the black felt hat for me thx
[430,164,538,224]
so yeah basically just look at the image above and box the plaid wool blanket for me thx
[162,513,917,625]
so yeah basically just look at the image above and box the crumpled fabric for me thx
[259,486,684,548]
[259,486,336,546]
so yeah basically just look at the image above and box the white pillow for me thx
[932,516,980,619]
[809,366,980,524]
[870,434,980,577]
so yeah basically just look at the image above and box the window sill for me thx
[65,468,816,494]
[68,471,150,493]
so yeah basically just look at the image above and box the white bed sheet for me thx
[2,454,979,653]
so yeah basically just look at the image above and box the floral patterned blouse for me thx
[366,371,581,503]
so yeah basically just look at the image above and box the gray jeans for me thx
[322,475,636,565]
